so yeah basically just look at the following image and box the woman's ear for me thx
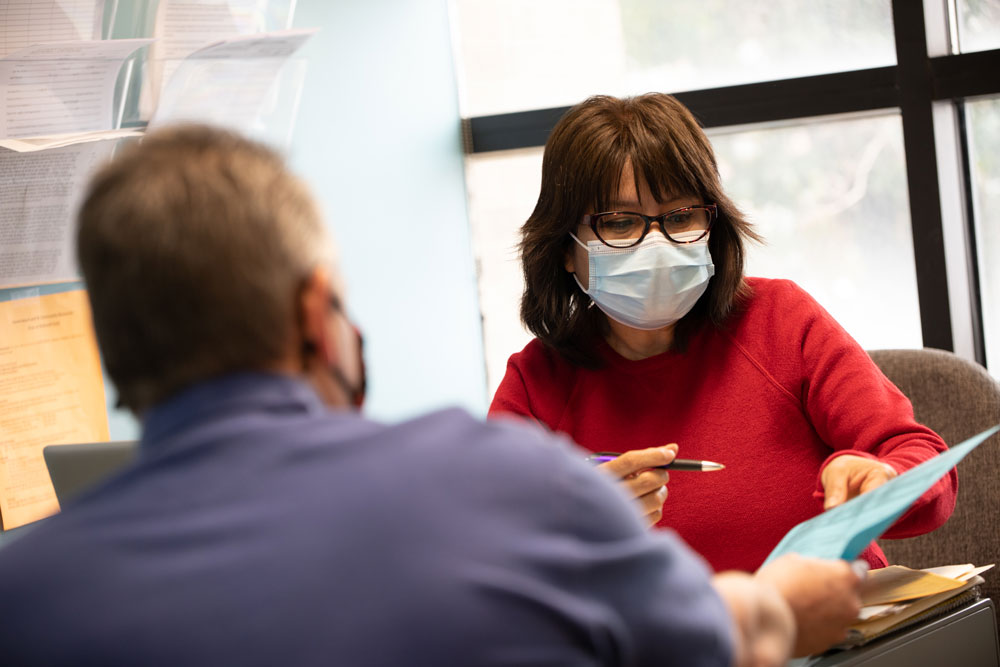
[564,244,576,274]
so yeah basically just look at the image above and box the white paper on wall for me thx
[144,0,297,112]
[0,0,104,58]
[0,39,152,138]
[0,138,118,287]
[149,29,313,138]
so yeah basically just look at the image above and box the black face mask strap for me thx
[329,357,365,409]
[302,296,366,409]
[327,295,366,408]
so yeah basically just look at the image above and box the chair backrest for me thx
[868,348,1000,606]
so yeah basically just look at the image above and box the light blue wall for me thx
[0,0,483,544]
[289,0,487,420]
[1,0,484,454]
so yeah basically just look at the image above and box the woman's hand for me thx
[821,455,898,510]
[597,445,677,527]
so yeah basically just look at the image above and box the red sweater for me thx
[489,278,957,573]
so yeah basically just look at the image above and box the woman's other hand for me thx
[597,445,677,527]
[821,455,898,510]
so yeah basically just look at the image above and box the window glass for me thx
[957,0,1000,53]
[465,113,920,395]
[711,113,922,351]
[450,0,895,116]
[465,148,543,396]
[967,98,1000,377]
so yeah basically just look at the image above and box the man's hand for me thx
[756,554,865,656]
[597,445,677,527]
[712,571,795,667]
[821,455,898,510]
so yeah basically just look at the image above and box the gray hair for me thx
[77,124,332,413]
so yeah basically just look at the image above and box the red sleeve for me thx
[790,282,957,538]
[488,356,538,421]
[488,340,579,433]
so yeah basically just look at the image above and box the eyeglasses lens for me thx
[596,208,711,248]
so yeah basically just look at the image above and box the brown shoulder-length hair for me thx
[519,93,760,367]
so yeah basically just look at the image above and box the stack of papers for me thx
[842,563,994,645]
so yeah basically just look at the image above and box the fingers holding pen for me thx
[598,445,678,527]
[634,482,669,526]
[600,444,678,480]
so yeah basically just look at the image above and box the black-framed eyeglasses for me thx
[580,203,717,248]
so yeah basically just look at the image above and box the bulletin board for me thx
[0,0,312,530]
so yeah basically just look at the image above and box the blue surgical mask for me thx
[570,230,715,330]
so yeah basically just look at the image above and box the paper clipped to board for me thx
[763,424,1000,566]
[0,39,152,138]
[0,289,109,530]
[0,137,120,288]
[0,0,104,59]
[145,0,296,110]
[149,29,315,137]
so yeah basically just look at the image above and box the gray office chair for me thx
[868,348,1000,619]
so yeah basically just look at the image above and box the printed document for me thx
[0,127,141,153]
[145,0,296,110]
[149,29,314,135]
[0,139,117,287]
[0,38,151,138]
[0,288,109,530]
[0,0,103,58]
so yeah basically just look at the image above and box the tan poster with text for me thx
[0,290,109,529]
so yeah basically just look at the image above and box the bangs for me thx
[588,116,706,213]
[635,144,704,204]
[590,150,629,213]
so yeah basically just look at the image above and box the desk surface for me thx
[793,597,999,666]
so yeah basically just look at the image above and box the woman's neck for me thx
[604,320,676,360]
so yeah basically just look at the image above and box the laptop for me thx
[43,441,139,506]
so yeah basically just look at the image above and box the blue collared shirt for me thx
[0,372,731,666]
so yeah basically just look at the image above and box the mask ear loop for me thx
[571,274,597,309]
[568,233,597,309]
[302,338,365,408]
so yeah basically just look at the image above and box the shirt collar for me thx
[141,372,327,449]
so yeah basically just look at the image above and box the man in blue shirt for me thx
[0,126,861,666]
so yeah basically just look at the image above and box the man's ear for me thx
[298,267,337,367]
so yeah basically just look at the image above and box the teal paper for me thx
[763,424,1000,566]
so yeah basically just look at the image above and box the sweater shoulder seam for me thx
[721,330,802,410]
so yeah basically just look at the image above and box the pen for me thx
[586,452,725,472]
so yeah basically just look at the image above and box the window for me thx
[957,0,1000,53]
[464,148,542,394]
[712,113,921,350]
[451,0,896,116]
[968,97,1000,374]
[452,1,1000,387]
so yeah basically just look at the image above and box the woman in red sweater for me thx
[488,93,957,573]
